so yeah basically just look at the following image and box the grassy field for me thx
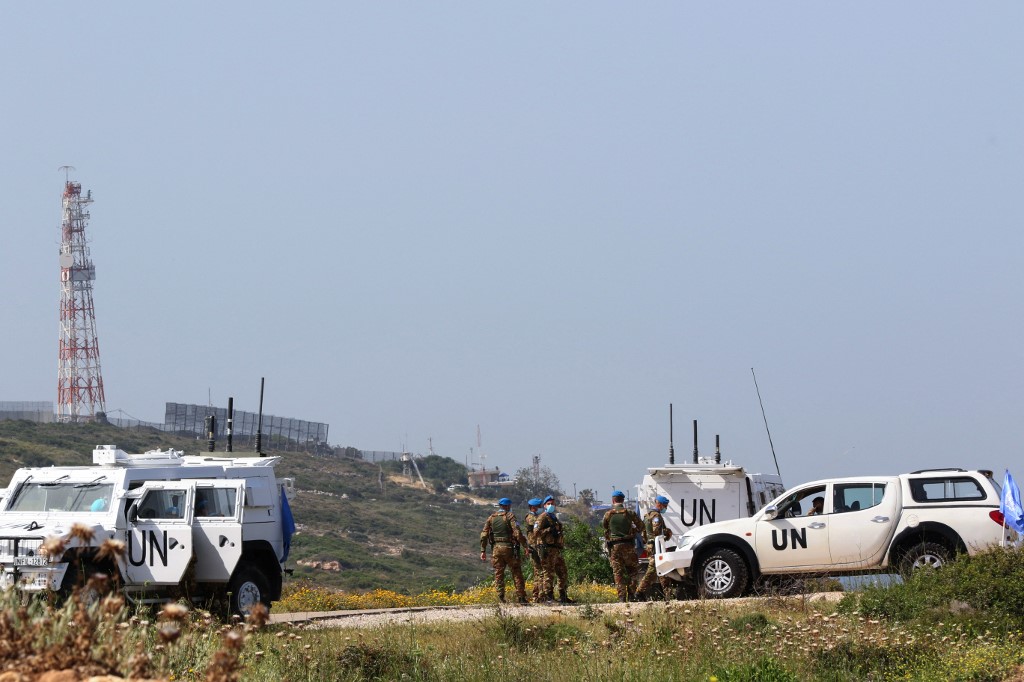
[7,553,1024,682]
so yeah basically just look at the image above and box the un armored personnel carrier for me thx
[0,444,295,615]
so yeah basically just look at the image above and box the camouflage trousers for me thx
[636,543,675,599]
[528,547,545,600]
[491,544,526,602]
[540,545,568,600]
[608,541,639,601]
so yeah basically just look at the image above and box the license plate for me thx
[13,557,48,566]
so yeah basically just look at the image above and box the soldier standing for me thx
[535,495,573,603]
[480,497,529,604]
[636,494,676,600]
[602,490,644,602]
[523,497,546,603]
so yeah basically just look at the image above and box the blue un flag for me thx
[281,486,296,561]
[1000,470,1024,534]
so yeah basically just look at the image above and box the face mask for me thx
[546,505,556,514]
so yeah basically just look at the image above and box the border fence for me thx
[164,402,329,451]
[0,402,55,423]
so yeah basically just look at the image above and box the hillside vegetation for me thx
[0,420,495,594]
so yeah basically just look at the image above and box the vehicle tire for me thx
[900,541,951,573]
[228,565,272,617]
[696,548,749,599]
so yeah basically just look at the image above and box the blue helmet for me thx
[542,495,555,505]
[611,490,625,499]
[655,495,670,506]
[498,497,512,507]
[527,498,543,507]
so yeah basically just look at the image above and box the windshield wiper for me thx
[74,476,107,489]
[39,475,70,487]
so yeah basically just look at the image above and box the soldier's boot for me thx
[497,592,506,603]
[517,594,529,605]
[558,590,574,604]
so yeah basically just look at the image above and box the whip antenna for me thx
[751,368,781,477]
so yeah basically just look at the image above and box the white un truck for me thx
[654,468,1017,598]
[0,445,295,615]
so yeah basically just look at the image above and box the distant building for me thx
[468,467,515,489]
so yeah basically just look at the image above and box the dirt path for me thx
[270,592,845,629]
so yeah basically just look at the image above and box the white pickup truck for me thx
[655,468,1018,598]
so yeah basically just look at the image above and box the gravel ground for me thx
[272,592,845,630]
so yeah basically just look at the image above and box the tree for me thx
[562,516,613,584]
[507,465,563,505]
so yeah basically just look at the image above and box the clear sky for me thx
[2,3,1022,500]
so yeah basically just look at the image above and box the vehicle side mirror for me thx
[762,505,779,521]
[128,503,139,524]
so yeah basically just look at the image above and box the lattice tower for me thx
[57,177,106,422]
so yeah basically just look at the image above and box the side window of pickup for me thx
[909,477,985,503]
[832,483,886,514]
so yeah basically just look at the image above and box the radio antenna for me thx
[751,368,781,477]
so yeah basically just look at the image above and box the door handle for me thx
[872,516,890,523]
[809,522,826,529]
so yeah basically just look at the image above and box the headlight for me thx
[677,534,700,551]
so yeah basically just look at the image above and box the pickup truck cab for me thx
[655,468,1017,598]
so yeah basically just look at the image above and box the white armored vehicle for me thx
[0,445,295,615]
[636,422,785,542]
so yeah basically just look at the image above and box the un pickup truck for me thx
[654,468,1018,598]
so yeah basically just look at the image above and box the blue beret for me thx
[655,495,670,506]
[542,495,555,504]
[528,498,543,507]
[611,490,625,498]
[498,498,511,506]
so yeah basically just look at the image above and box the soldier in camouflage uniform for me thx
[535,495,573,604]
[636,494,676,600]
[602,490,644,602]
[480,497,529,604]
[523,498,546,602]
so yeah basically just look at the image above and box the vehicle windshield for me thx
[7,482,115,513]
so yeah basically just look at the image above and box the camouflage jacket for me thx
[524,511,541,546]
[602,504,643,542]
[480,511,526,552]
[642,509,669,545]
[535,511,564,549]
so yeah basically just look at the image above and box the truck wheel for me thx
[696,548,748,599]
[228,566,272,616]
[901,542,951,573]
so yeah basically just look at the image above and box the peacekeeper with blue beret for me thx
[636,494,677,600]
[534,495,573,603]
[523,498,546,603]
[480,497,529,604]
[602,490,645,602]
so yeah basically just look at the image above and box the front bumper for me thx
[0,565,66,592]
[653,536,695,581]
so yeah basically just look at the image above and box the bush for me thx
[562,516,613,584]
[857,546,1024,632]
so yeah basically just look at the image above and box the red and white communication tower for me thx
[57,168,106,422]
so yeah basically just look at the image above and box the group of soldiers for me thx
[479,490,676,604]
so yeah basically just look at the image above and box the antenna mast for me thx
[56,169,106,422]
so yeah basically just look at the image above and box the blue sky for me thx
[2,4,1022,499]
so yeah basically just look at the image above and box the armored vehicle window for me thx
[832,483,885,514]
[909,477,985,503]
[195,488,236,518]
[8,482,114,513]
[137,489,187,520]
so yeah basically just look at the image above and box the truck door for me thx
[827,481,897,567]
[754,484,832,571]
[123,484,195,585]
[191,481,244,582]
